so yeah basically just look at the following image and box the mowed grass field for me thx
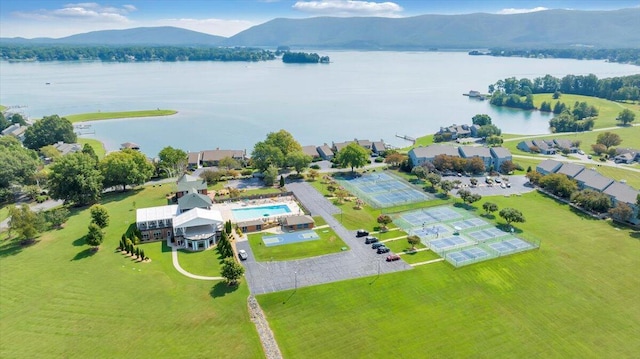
[0,185,263,358]
[64,109,177,123]
[258,191,640,358]
[532,94,640,129]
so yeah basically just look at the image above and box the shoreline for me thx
[65,109,177,123]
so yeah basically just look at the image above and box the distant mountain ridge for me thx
[2,8,639,49]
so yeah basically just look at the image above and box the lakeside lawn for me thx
[77,137,107,159]
[258,191,640,358]
[64,109,177,123]
[176,244,223,277]
[247,222,347,262]
[532,93,640,129]
[0,185,263,358]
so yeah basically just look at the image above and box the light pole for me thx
[294,271,298,290]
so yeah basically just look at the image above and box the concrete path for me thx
[171,247,224,281]
[411,258,446,267]
[238,181,412,295]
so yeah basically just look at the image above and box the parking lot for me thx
[444,174,535,197]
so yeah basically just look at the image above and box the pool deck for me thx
[213,196,302,223]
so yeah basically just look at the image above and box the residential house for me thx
[201,149,246,167]
[532,139,556,155]
[536,159,563,175]
[176,174,208,199]
[317,144,334,160]
[136,191,222,251]
[469,124,481,137]
[458,146,493,170]
[614,148,640,164]
[574,169,614,192]
[489,147,513,172]
[517,140,535,153]
[553,139,578,153]
[1,124,28,142]
[556,163,585,179]
[437,124,471,140]
[302,145,320,159]
[355,139,372,150]
[121,142,140,151]
[53,141,82,156]
[372,140,386,154]
[187,152,202,170]
[603,182,640,224]
[282,215,315,231]
[408,145,460,166]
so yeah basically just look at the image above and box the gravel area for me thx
[248,295,282,359]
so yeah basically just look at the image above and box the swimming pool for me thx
[232,204,292,221]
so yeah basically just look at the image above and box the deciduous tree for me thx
[286,151,312,174]
[407,235,421,250]
[158,146,188,177]
[99,149,154,191]
[85,223,104,247]
[263,165,279,186]
[23,115,76,150]
[90,204,110,228]
[221,257,245,286]
[385,153,407,167]
[615,108,635,126]
[499,208,525,228]
[335,143,369,173]
[48,152,103,206]
[472,114,492,126]
[482,202,498,216]
[0,136,40,190]
[596,132,622,149]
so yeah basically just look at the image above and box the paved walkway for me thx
[238,181,412,295]
[171,247,224,281]
[411,258,446,267]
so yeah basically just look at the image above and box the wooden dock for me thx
[395,133,416,144]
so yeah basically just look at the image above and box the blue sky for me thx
[1,0,638,38]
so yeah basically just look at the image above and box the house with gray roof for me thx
[177,192,213,212]
[517,140,535,153]
[553,139,578,153]
[302,145,320,159]
[201,149,246,167]
[536,159,563,175]
[176,173,208,199]
[332,140,354,153]
[187,152,201,170]
[556,163,585,179]
[532,139,556,154]
[458,146,493,170]
[1,124,28,142]
[53,141,82,156]
[317,144,334,160]
[574,169,614,192]
[282,215,315,231]
[437,124,472,140]
[372,140,386,154]
[614,148,640,164]
[489,147,513,172]
[603,182,640,224]
[408,145,460,166]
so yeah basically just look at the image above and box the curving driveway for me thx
[238,181,412,295]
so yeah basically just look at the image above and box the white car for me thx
[578,150,585,155]
[238,249,248,261]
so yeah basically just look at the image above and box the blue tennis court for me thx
[450,218,488,230]
[422,207,463,221]
[468,228,509,242]
[412,224,449,238]
[262,230,320,247]
[446,247,490,264]
[428,236,471,251]
[337,172,431,208]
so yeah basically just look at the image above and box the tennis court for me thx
[468,228,510,242]
[428,236,472,252]
[446,247,491,265]
[262,230,320,247]
[450,218,488,230]
[488,238,535,255]
[412,224,449,238]
[337,172,431,208]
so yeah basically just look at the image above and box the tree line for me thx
[488,73,640,102]
[0,45,276,62]
[282,52,330,64]
[473,48,640,66]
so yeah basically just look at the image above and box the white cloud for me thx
[292,0,403,16]
[157,18,258,37]
[13,2,136,23]
[497,7,548,15]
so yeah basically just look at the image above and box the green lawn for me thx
[77,137,107,159]
[247,227,348,262]
[64,109,177,123]
[0,185,263,358]
[176,246,223,277]
[532,93,640,129]
[0,206,9,223]
[398,249,441,264]
[503,126,640,153]
[258,191,640,358]
[382,238,426,254]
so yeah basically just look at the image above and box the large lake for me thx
[1,51,638,156]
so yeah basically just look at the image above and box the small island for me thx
[282,52,330,64]
[64,109,177,123]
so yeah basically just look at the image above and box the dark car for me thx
[356,229,369,237]
[386,254,401,262]
[364,236,379,244]
[371,242,385,249]
[377,246,390,254]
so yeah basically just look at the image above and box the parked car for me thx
[500,183,506,189]
[386,254,401,262]
[377,246,390,254]
[365,236,379,244]
[578,150,585,155]
[356,229,369,237]
[494,177,502,183]
[238,249,248,261]
[506,183,511,188]
[372,242,386,249]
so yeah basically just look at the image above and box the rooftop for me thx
[136,205,179,223]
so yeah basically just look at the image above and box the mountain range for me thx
[2,8,640,49]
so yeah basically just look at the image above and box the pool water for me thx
[232,204,292,221]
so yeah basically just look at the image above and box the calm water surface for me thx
[1,51,638,156]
